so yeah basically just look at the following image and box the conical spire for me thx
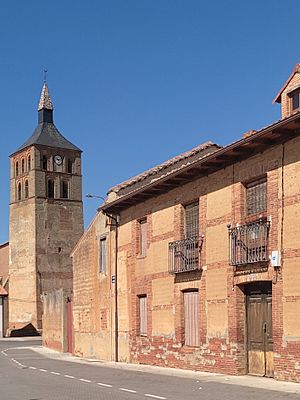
[38,83,53,111]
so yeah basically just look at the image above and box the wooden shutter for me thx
[139,296,147,335]
[140,219,147,256]
[99,238,107,273]
[184,291,199,346]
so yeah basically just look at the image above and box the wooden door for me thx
[66,298,73,353]
[183,291,199,347]
[246,283,273,377]
[0,297,3,338]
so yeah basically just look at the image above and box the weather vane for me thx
[43,69,48,83]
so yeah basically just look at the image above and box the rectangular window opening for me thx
[292,92,300,110]
[245,177,267,216]
[99,237,107,274]
[61,181,69,199]
[184,201,199,238]
[47,180,54,199]
[139,218,147,257]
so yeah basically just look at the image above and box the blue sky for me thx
[0,0,299,243]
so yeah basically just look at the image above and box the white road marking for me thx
[50,371,60,375]
[97,383,112,388]
[64,374,75,379]
[145,395,167,400]
[39,368,47,372]
[20,365,27,368]
[120,388,137,393]
[29,366,36,370]
[79,378,91,383]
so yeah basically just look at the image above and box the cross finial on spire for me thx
[43,69,48,83]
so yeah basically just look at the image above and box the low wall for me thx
[42,289,71,352]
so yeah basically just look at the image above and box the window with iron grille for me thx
[184,201,199,238]
[138,295,147,336]
[183,290,199,347]
[138,218,147,257]
[246,178,267,216]
[99,237,107,274]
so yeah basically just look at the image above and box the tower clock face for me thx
[54,155,63,166]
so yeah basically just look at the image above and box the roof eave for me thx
[100,112,300,214]
[10,141,82,158]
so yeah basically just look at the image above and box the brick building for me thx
[0,242,9,337]
[72,65,300,382]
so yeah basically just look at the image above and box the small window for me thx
[15,161,19,177]
[21,159,25,174]
[138,295,147,336]
[28,156,31,171]
[291,91,300,111]
[17,182,22,201]
[61,181,69,199]
[99,237,107,274]
[24,180,29,199]
[246,177,267,216]
[67,159,73,174]
[42,155,47,170]
[47,179,54,198]
[183,290,199,347]
[139,218,147,257]
[184,201,199,238]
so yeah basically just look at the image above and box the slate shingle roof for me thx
[17,122,81,152]
[13,83,81,154]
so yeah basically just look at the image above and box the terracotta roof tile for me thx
[109,141,220,194]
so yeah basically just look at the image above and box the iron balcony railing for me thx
[168,235,201,274]
[228,219,270,266]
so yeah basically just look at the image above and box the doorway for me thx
[0,297,3,338]
[246,282,273,377]
[66,298,73,353]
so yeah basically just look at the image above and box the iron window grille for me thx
[169,235,202,274]
[228,218,270,266]
[184,202,199,238]
[246,178,267,216]
[169,201,201,274]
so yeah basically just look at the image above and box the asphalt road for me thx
[0,339,299,400]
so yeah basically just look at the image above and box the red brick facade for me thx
[72,66,300,382]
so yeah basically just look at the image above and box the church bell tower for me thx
[9,83,84,334]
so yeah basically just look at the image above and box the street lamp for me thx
[85,193,106,202]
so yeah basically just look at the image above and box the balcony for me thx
[168,235,201,274]
[228,219,270,266]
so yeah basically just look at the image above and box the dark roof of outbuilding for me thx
[16,122,81,153]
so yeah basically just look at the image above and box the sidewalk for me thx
[29,344,300,395]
